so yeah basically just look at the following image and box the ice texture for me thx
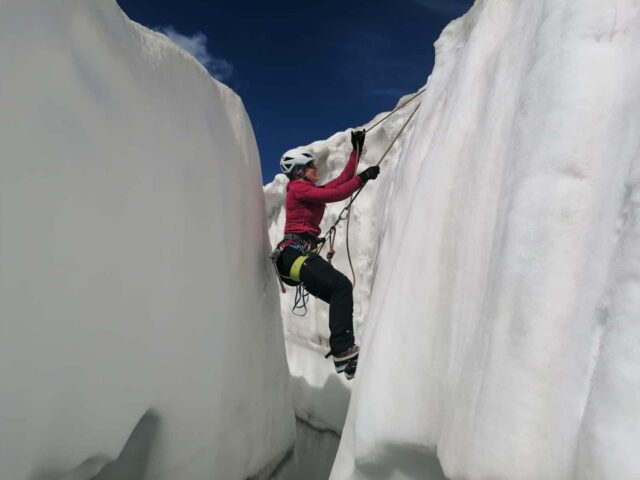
[0,1,294,479]
[329,1,640,479]
[268,0,640,478]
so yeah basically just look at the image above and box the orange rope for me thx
[335,101,422,286]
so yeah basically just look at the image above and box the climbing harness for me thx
[270,234,322,316]
[272,88,425,309]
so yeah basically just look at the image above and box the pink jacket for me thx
[283,150,363,238]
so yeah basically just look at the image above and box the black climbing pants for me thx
[276,246,355,354]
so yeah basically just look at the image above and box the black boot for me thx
[343,358,358,380]
[333,344,359,379]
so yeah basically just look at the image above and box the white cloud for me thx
[206,57,234,83]
[155,26,234,82]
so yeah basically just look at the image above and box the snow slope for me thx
[329,1,640,479]
[0,1,294,479]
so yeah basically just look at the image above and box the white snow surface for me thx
[269,0,640,479]
[332,1,640,479]
[0,1,294,479]
[273,419,341,480]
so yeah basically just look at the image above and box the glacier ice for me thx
[3,0,639,477]
[0,1,294,479]
[268,0,640,479]
[329,1,640,479]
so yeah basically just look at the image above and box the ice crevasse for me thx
[326,1,640,479]
[0,1,294,479]
[266,1,640,478]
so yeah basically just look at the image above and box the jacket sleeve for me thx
[294,176,363,204]
[323,149,359,189]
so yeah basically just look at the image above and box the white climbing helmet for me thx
[280,150,315,178]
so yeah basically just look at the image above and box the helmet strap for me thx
[291,166,305,180]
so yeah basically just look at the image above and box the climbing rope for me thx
[318,92,424,286]
[292,283,310,316]
[273,89,425,310]
[366,88,425,133]
[344,144,362,286]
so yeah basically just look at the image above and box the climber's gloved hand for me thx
[351,129,366,151]
[357,129,366,151]
[358,165,380,183]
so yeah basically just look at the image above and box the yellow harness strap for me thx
[289,255,309,283]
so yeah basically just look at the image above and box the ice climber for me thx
[273,130,380,379]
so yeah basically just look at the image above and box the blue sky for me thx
[116,0,473,182]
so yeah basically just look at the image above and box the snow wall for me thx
[269,1,640,479]
[0,1,294,479]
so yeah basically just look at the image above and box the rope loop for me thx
[292,284,310,316]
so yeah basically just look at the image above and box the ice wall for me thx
[330,0,640,479]
[0,1,294,479]
[265,91,420,479]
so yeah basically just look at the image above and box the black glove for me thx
[358,165,380,183]
[350,129,366,151]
